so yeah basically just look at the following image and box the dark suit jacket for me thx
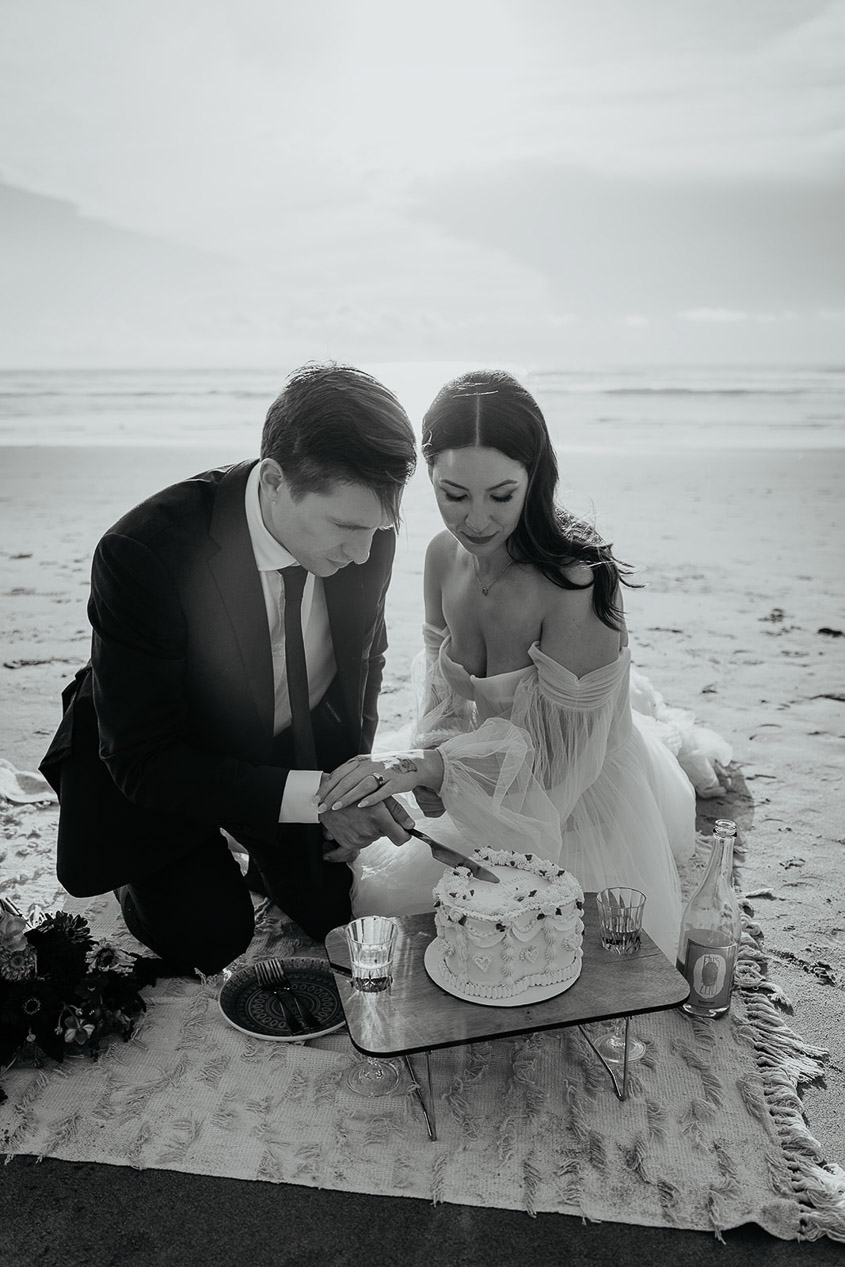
[41,460,395,896]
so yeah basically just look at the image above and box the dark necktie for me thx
[280,565,318,768]
[279,565,321,882]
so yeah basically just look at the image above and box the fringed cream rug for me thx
[0,766,843,1242]
[2,874,845,1244]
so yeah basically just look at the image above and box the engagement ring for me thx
[372,773,386,788]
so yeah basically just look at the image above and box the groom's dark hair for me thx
[261,362,416,523]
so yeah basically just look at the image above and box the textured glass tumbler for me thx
[344,916,398,993]
[596,887,646,955]
[343,916,401,1096]
[595,887,647,1063]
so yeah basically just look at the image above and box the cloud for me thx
[680,308,804,323]
[1,1,844,365]
[408,161,845,318]
[2,0,844,252]
[681,308,750,322]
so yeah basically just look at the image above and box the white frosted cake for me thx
[431,848,584,1001]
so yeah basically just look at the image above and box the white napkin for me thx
[0,757,58,804]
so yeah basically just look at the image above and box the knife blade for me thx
[408,827,500,883]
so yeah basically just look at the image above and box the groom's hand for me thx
[319,794,414,861]
[413,786,445,818]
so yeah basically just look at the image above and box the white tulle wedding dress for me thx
[351,625,731,960]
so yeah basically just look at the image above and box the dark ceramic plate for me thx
[219,957,345,1041]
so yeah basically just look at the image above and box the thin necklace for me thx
[473,555,513,596]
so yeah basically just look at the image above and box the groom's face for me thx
[260,460,393,575]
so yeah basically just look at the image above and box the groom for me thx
[40,363,417,973]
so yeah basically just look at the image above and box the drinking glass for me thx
[344,916,397,992]
[595,887,647,1063]
[344,916,401,1096]
[596,887,646,954]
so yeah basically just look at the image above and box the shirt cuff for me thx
[280,769,323,823]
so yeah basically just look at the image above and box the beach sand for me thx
[1,442,843,1163]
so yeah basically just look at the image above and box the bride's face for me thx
[429,446,529,555]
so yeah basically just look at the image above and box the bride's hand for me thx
[317,751,444,813]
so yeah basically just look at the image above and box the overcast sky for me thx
[1,0,843,366]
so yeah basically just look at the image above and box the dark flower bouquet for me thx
[0,897,159,1104]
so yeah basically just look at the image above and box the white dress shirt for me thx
[244,463,335,822]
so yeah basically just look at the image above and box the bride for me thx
[319,370,730,959]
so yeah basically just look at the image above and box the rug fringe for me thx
[736,912,845,1243]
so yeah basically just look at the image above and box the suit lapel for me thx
[207,461,275,738]
[324,564,365,749]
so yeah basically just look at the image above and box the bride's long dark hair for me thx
[421,369,635,631]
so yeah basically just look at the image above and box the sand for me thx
[1,441,843,1163]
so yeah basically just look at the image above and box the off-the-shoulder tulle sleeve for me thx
[510,644,627,820]
[433,643,629,867]
[437,717,563,862]
[410,623,476,747]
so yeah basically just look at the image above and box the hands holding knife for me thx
[317,752,499,884]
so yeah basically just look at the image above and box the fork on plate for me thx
[253,959,317,1032]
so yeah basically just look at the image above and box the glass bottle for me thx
[676,819,742,1019]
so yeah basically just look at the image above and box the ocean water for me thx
[0,363,843,450]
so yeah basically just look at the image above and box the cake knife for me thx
[407,827,500,883]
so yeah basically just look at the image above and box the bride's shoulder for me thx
[424,530,459,573]
[537,560,595,609]
[538,564,621,675]
[424,531,459,625]
[559,560,595,588]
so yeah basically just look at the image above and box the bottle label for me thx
[684,940,737,1010]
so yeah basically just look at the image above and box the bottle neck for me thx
[718,830,735,886]
[699,828,735,894]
